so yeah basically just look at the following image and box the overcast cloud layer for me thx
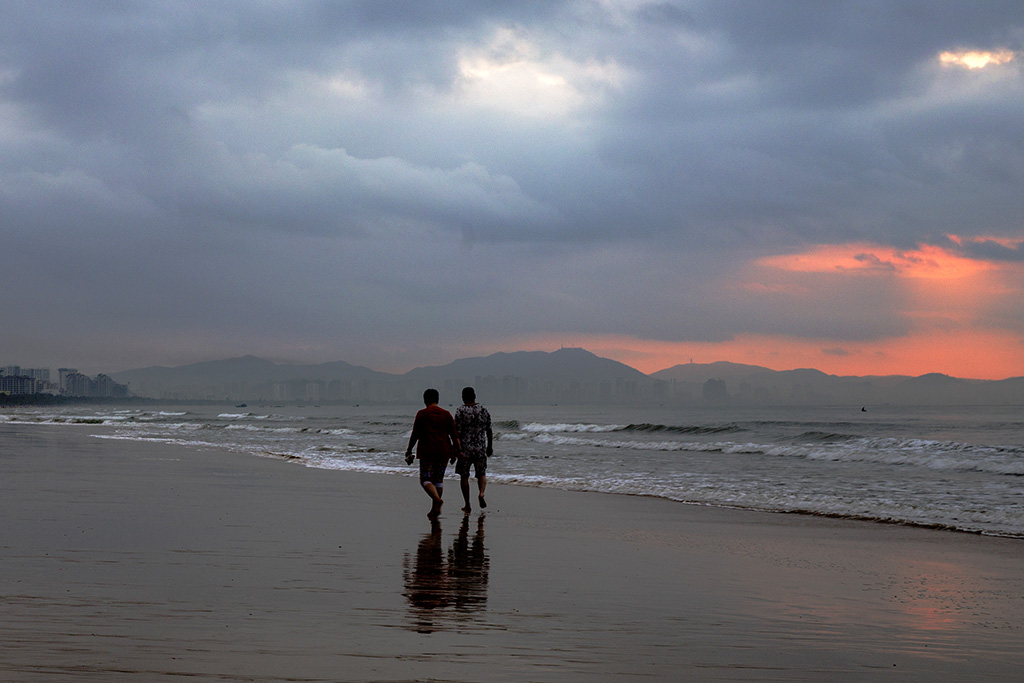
[3,1,1023,376]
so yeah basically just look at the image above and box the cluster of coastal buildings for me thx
[125,374,656,404]
[0,365,129,398]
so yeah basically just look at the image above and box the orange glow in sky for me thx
[757,242,993,280]
[534,330,1022,380]
[490,239,1024,380]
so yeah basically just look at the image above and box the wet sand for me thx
[1,423,1022,681]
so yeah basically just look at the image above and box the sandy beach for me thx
[2,423,1022,682]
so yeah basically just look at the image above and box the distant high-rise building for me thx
[21,367,51,382]
[59,368,79,394]
[64,372,91,396]
[0,374,42,395]
[60,372,129,398]
[702,378,728,404]
[0,366,54,394]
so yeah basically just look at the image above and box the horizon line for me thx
[94,348,1024,383]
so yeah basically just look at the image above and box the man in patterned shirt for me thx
[454,386,493,513]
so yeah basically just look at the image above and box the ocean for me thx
[3,402,1022,538]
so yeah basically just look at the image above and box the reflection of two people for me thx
[403,515,489,632]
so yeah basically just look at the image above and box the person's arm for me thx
[449,417,462,464]
[486,409,493,456]
[453,411,463,454]
[405,416,419,463]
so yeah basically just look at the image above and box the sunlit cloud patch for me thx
[456,28,626,117]
[756,243,993,280]
[938,49,1016,69]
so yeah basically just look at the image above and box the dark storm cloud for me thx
[948,237,1024,262]
[593,1,1024,245]
[2,1,1022,372]
[683,0,1024,107]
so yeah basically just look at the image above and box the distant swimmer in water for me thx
[405,389,461,519]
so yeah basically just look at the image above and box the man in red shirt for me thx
[405,388,461,519]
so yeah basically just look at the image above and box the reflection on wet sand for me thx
[403,514,489,633]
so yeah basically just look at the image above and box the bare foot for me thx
[427,499,442,519]
[462,505,472,513]
[478,495,487,509]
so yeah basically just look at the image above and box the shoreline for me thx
[4,401,1021,539]
[91,428,1024,541]
[2,423,1023,681]
[250,448,1024,541]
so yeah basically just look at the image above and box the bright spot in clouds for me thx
[457,28,625,117]
[939,49,1016,69]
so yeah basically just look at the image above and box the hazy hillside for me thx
[108,350,1024,405]
[405,348,649,383]
[651,361,776,383]
[650,362,1024,406]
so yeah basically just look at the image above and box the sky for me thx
[3,1,1024,379]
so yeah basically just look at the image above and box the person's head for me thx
[423,388,440,406]
[462,386,476,404]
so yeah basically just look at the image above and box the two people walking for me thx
[405,387,493,518]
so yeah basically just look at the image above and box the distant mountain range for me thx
[111,348,1024,405]
[404,348,649,384]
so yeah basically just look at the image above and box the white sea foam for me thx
[93,434,223,451]
[520,422,624,433]
[515,429,1024,477]
[225,424,303,433]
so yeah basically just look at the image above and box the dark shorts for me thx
[419,457,448,487]
[456,452,487,478]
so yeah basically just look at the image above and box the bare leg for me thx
[423,482,443,519]
[478,474,487,509]
[460,476,472,512]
